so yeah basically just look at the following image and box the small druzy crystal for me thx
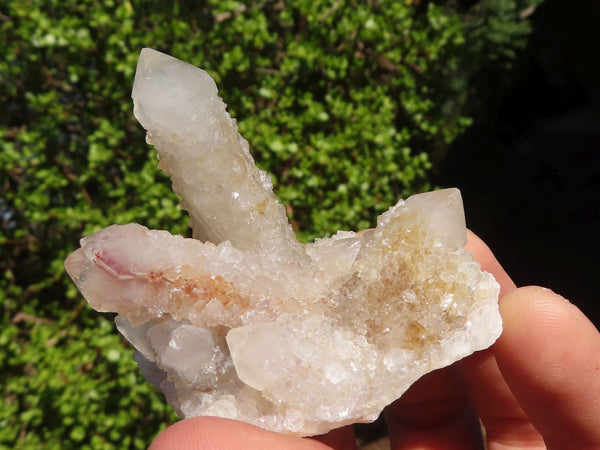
[65,48,502,436]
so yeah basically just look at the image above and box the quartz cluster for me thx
[65,48,502,436]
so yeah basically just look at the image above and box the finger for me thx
[462,231,545,448]
[495,286,600,448]
[465,230,516,296]
[149,416,335,450]
[310,425,356,449]
[385,365,484,449]
[459,349,544,448]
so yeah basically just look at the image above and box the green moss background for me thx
[0,1,539,447]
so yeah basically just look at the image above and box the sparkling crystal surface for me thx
[64,48,502,436]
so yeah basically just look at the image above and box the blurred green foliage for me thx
[457,0,546,115]
[0,0,540,447]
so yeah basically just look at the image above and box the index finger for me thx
[460,231,548,448]
[465,230,516,296]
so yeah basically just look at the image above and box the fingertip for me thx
[150,417,212,450]
[497,285,592,355]
[496,285,600,391]
[495,285,573,392]
[494,285,600,446]
[150,417,333,450]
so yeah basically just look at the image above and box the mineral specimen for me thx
[64,48,502,436]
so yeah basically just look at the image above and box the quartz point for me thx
[64,48,502,436]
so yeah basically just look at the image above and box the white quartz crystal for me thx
[65,48,502,436]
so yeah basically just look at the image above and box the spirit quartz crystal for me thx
[65,48,502,436]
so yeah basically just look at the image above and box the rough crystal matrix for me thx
[65,48,502,436]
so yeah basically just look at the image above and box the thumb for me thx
[494,286,600,448]
[149,416,345,450]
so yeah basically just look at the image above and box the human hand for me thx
[150,231,600,449]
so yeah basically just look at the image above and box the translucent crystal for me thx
[64,48,502,436]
